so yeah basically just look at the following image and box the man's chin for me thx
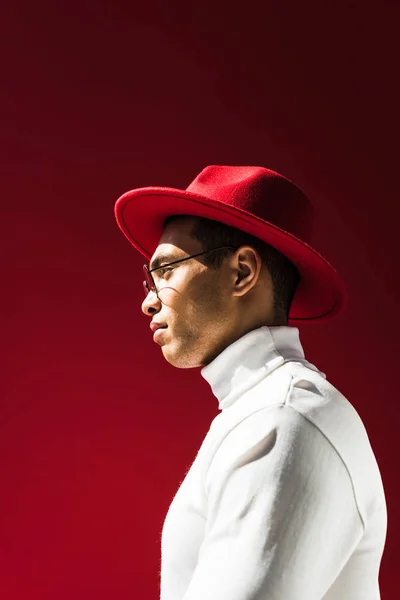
[161,347,200,370]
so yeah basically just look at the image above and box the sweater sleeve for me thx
[182,404,364,600]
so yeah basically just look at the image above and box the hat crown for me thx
[186,165,315,243]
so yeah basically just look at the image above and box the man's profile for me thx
[114,165,387,599]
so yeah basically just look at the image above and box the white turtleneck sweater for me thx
[160,326,387,600]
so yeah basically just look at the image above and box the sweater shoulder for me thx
[202,361,385,531]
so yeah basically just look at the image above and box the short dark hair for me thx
[164,215,300,324]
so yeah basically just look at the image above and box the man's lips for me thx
[153,326,167,342]
[150,322,167,333]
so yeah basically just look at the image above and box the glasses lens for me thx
[143,266,156,297]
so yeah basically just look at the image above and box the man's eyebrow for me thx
[149,252,176,271]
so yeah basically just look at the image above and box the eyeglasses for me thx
[143,246,238,298]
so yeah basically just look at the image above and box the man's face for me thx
[141,217,236,369]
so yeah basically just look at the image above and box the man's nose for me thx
[141,289,161,315]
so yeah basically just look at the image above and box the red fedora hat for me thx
[114,165,347,323]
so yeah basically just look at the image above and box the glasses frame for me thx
[143,246,239,298]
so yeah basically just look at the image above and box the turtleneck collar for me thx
[200,325,320,410]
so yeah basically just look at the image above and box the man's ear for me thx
[232,246,262,296]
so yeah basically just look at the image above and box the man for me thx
[114,165,387,599]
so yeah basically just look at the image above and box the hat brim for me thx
[114,186,347,323]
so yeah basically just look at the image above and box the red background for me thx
[2,1,399,598]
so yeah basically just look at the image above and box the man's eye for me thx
[158,267,173,275]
